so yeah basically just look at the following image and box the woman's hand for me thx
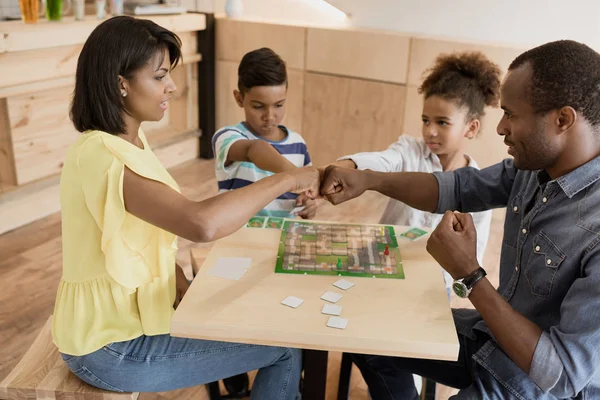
[287,167,320,199]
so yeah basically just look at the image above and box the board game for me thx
[275,220,405,279]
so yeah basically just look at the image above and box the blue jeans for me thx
[61,334,302,399]
[351,332,528,400]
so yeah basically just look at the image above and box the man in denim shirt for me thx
[320,40,600,399]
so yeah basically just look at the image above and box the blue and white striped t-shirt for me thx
[212,122,312,218]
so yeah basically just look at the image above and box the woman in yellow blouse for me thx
[53,16,318,399]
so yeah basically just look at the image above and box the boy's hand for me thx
[295,195,318,219]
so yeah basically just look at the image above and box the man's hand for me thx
[173,264,191,309]
[319,165,370,205]
[295,194,318,219]
[426,211,480,279]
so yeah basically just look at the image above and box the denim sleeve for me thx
[529,247,600,397]
[433,158,518,214]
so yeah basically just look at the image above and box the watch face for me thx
[453,281,469,298]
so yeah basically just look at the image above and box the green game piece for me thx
[336,257,342,270]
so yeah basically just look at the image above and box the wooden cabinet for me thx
[302,73,406,166]
[0,14,206,234]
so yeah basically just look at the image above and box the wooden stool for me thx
[0,316,139,400]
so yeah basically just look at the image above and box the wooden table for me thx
[171,223,459,398]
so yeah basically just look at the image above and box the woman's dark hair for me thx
[419,51,501,121]
[237,47,287,95]
[71,16,182,134]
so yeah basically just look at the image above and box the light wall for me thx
[193,0,600,50]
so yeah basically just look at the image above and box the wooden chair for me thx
[0,316,139,400]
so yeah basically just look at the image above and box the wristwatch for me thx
[452,267,487,298]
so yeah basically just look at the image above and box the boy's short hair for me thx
[71,16,182,135]
[237,47,287,95]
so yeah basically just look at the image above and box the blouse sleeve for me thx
[78,137,154,291]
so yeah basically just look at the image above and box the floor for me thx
[0,158,504,399]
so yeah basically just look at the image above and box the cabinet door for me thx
[302,73,406,166]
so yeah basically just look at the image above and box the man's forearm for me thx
[365,170,439,212]
[469,278,543,373]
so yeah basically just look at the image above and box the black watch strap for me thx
[462,267,487,289]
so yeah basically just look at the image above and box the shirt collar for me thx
[542,156,600,198]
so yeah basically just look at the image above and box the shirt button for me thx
[547,259,552,265]
[522,228,527,234]
[515,266,519,271]
[542,197,548,203]
[513,206,518,212]
[535,245,541,252]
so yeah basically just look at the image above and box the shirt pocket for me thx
[525,231,566,298]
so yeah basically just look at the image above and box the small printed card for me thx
[321,291,343,303]
[321,304,342,316]
[281,296,304,308]
[246,216,266,228]
[326,316,348,329]
[399,227,428,241]
[266,217,284,229]
[333,279,355,291]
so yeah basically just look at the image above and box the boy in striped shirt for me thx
[212,47,316,219]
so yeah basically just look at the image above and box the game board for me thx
[275,220,405,279]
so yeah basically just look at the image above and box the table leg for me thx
[302,349,328,400]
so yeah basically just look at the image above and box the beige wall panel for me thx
[402,85,508,168]
[216,19,306,69]
[306,27,410,84]
[407,37,524,86]
[216,61,304,134]
[302,73,406,166]
[8,86,79,185]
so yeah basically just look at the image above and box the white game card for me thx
[281,296,304,308]
[327,316,348,329]
[320,291,343,303]
[333,279,355,290]
[207,257,252,281]
[321,304,342,316]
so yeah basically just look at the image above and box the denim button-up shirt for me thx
[434,157,600,399]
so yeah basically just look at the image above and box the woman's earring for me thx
[121,91,127,97]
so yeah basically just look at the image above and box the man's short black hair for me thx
[509,40,600,126]
[71,16,182,135]
[237,47,287,95]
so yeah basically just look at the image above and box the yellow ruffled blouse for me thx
[52,129,180,356]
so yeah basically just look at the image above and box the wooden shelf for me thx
[0,13,206,54]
